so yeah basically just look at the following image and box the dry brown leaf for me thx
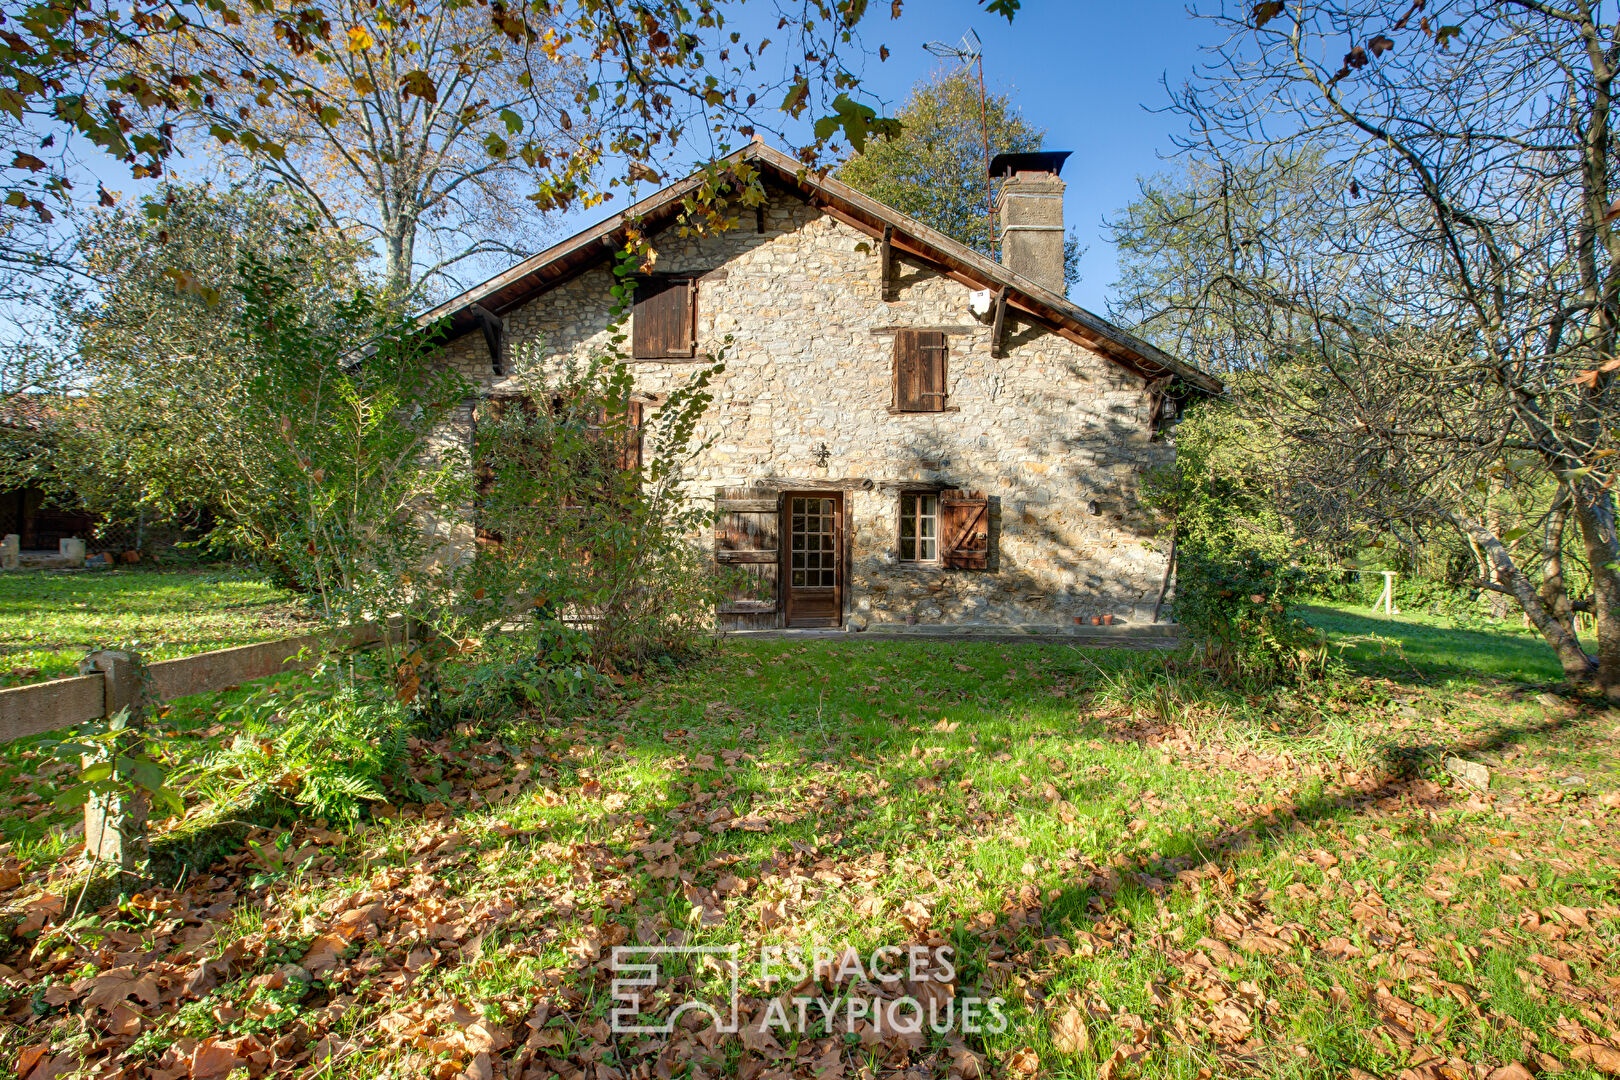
[1050,1006,1090,1055]
[1530,954,1575,982]
[1005,1048,1039,1078]
[190,1037,239,1079]
[1573,1045,1620,1076]
[14,1046,49,1079]
[82,967,162,1011]
[811,1044,844,1079]
[1488,1064,1535,1080]
[301,933,349,974]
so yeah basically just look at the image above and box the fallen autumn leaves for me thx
[1,640,1618,1080]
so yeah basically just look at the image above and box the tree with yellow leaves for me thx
[174,0,579,299]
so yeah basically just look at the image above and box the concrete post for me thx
[0,533,17,570]
[60,536,86,567]
[77,650,149,875]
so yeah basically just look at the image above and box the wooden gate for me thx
[714,487,781,631]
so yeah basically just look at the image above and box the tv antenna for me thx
[923,29,995,252]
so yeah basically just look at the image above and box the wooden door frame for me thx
[781,491,845,628]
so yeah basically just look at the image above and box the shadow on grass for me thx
[1304,603,1563,684]
[26,636,1611,1077]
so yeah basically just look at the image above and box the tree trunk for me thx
[1540,484,1579,640]
[1570,480,1620,698]
[383,209,418,302]
[1452,511,1597,683]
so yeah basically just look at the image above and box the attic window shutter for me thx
[940,489,990,569]
[893,330,947,412]
[633,276,695,359]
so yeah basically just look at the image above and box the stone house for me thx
[421,141,1221,632]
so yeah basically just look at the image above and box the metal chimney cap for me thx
[989,150,1072,178]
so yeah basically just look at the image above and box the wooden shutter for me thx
[940,489,990,569]
[474,395,539,541]
[620,401,644,470]
[633,276,695,358]
[715,486,780,629]
[893,330,947,412]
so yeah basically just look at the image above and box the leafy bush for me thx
[1174,549,1330,683]
[196,680,418,826]
[441,621,606,723]
[1145,398,1331,683]
[456,338,727,680]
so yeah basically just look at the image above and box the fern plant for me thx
[196,681,415,826]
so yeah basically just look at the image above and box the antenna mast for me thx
[923,29,995,256]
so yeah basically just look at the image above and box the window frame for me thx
[896,490,943,566]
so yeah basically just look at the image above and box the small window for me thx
[893,329,948,412]
[633,276,695,359]
[898,492,939,563]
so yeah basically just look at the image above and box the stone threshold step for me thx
[728,623,1181,644]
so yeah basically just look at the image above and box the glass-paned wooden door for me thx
[784,493,842,627]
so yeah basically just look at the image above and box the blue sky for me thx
[85,1,1212,317]
[571,0,1215,314]
[877,0,1212,312]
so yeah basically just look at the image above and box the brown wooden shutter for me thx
[619,401,644,470]
[940,489,990,569]
[893,330,947,412]
[633,276,695,358]
[715,487,780,629]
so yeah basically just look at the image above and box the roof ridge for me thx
[419,141,1221,394]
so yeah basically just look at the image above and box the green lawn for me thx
[2,628,1616,1080]
[0,566,305,687]
[1307,600,1567,683]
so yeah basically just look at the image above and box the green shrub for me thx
[440,620,607,723]
[1145,398,1332,684]
[196,680,419,826]
[458,336,727,678]
[1174,548,1330,683]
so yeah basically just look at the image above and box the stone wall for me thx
[436,190,1174,628]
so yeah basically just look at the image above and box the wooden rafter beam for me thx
[469,303,504,375]
[990,286,1008,360]
[880,224,894,300]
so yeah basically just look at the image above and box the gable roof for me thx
[422,141,1222,395]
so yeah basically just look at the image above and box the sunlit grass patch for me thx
[4,625,1618,1080]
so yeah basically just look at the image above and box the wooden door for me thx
[715,487,781,631]
[784,493,843,628]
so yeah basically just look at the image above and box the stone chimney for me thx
[991,150,1072,295]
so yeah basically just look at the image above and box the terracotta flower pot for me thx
[1101,614,1114,626]
[1089,615,1102,626]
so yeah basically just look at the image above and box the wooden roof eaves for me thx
[760,145,1221,395]
[417,161,730,334]
[420,141,1223,396]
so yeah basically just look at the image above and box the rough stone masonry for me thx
[433,184,1176,630]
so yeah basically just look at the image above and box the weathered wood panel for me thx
[716,486,780,631]
[0,674,105,742]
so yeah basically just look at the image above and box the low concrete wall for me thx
[0,623,399,744]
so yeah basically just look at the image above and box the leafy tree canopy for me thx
[59,182,368,540]
[0,0,1024,264]
[836,68,1082,288]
